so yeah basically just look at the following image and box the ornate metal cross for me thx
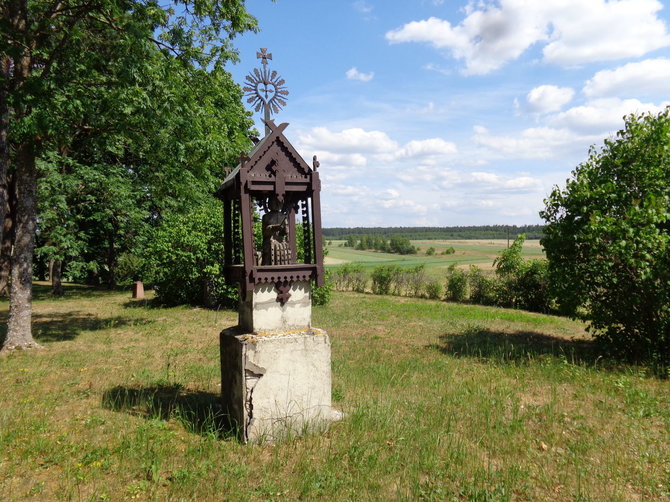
[256,48,272,65]
[243,48,289,136]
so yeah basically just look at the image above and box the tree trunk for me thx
[50,259,64,295]
[106,231,116,289]
[4,143,40,351]
[0,55,11,251]
[0,196,14,296]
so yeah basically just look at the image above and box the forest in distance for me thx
[322,224,545,241]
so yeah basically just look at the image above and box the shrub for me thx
[513,259,551,313]
[441,246,455,255]
[494,234,525,277]
[426,247,436,256]
[333,263,368,292]
[115,252,145,286]
[425,280,443,300]
[312,270,333,306]
[542,109,670,367]
[371,265,401,295]
[145,201,237,308]
[405,264,427,297]
[445,264,468,302]
[467,265,497,305]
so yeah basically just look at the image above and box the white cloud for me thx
[299,124,549,226]
[346,67,374,82]
[352,1,372,14]
[397,138,457,158]
[298,127,397,154]
[382,188,400,200]
[543,0,670,66]
[583,58,670,98]
[385,0,670,74]
[525,85,574,114]
[473,125,590,159]
[473,97,670,160]
[548,98,669,133]
[423,63,452,76]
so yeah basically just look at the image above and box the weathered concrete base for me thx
[239,281,311,332]
[220,327,342,443]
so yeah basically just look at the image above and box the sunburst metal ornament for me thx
[243,48,289,136]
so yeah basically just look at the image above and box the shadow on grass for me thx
[31,283,125,301]
[102,385,238,440]
[429,327,600,367]
[122,298,164,309]
[0,312,153,343]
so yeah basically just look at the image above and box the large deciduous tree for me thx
[0,0,257,352]
[541,108,670,370]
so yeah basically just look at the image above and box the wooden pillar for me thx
[311,173,325,286]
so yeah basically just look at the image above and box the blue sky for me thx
[226,0,670,228]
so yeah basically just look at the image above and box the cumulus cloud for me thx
[385,0,670,74]
[346,67,374,82]
[397,138,457,158]
[473,125,590,159]
[298,127,397,154]
[583,58,670,98]
[525,85,574,114]
[298,125,549,226]
[548,98,669,133]
[298,127,458,162]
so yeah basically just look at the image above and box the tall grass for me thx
[0,284,668,500]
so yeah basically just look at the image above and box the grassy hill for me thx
[1,285,668,500]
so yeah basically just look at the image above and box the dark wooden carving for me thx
[216,120,325,300]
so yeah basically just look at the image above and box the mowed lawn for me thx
[325,239,544,279]
[1,284,669,501]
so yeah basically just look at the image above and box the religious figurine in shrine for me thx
[261,195,290,265]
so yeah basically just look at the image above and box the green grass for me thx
[1,284,669,501]
[326,239,544,279]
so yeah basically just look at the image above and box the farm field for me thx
[1,284,669,501]
[325,239,544,278]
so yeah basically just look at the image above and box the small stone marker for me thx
[132,281,144,299]
[216,50,341,443]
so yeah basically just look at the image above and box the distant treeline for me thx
[323,225,545,240]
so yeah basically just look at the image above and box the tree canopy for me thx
[1,0,257,352]
[541,107,670,370]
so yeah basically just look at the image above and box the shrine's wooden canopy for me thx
[215,120,324,298]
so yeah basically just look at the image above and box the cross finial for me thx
[257,48,272,66]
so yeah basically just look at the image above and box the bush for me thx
[441,246,455,255]
[145,201,237,308]
[312,270,333,306]
[425,280,443,300]
[404,264,427,297]
[513,260,551,313]
[371,265,401,295]
[426,247,436,256]
[333,263,368,292]
[542,108,670,367]
[494,234,525,277]
[467,265,497,305]
[114,252,145,286]
[445,264,467,302]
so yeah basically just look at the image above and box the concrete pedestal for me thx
[220,327,341,443]
[238,281,311,332]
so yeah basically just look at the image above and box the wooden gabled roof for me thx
[219,120,314,199]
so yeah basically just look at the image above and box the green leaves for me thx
[541,107,670,368]
[144,199,236,307]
